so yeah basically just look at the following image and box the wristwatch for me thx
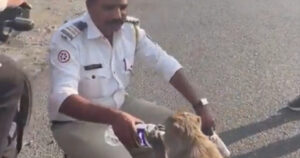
[200,98,209,106]
[193,98,209,108]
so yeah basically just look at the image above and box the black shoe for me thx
[288,97,300,111]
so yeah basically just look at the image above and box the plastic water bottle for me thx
[135,123,154,148]
[104,125,122,146]
[208,131,231,157]
[135,123,165,148]
[104,124,165,148]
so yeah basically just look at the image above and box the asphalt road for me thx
[17,0,300,157]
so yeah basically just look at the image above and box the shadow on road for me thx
[220,96,300,158]
[231,133,300,158]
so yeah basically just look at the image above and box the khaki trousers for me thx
[51,95,173,158]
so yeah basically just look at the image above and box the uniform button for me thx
[92,75,96,79]
[113,72,116,74]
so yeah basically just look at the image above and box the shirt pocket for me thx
[78,67,113,98]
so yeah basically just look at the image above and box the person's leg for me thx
[1,137,17,158]
[121,95,173,124]
[0,106,18,157]
[121,95,174,158]
[51,121,132,158]
[0,55,24,156]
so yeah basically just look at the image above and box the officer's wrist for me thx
[193,98,209,114]
[108,109,123,125]
[193,98,208,107]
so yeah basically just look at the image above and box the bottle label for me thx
[136,128,151,147]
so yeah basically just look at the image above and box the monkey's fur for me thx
[149,112,223,158]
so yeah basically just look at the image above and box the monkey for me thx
[148,112,223,158]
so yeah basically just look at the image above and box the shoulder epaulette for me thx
[61,21,88,41]
[125,16,140,50]
[125,16,140,25]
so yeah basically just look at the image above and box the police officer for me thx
[48,0,215,157]
[0,0,31,157]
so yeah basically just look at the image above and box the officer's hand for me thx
[7,0,25,8]
[111,111,143,148]
[194,105,215,136]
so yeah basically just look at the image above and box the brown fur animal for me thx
[149,112,223,158]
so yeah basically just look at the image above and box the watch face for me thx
[201,98,209,105]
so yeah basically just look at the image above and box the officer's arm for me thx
[169,69,201,106]
[49,35,120,124]
[59,95,121,124]
[135,26,200,105]
[135,26,215,135]
[170,68,215,135]
[135,26,182,82]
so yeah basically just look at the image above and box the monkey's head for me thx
[165,112,203,139]
[163,112,223,158]
[164,112,203,156]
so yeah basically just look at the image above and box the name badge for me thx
[84,64,102,71]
